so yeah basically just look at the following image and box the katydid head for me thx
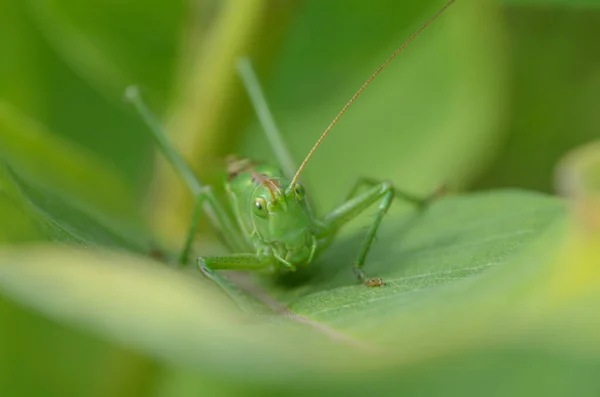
[288,0,455,190]
[249,174,313,263]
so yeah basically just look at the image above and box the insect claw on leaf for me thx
[365,278,385,287]
[353,267,385,287]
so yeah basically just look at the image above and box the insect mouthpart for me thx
[280,230,311,264]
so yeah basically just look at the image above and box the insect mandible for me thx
[126,0,454,305]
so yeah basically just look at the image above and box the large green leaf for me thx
[1,0,600,395]
[0,159,160,397]
[2,137,600,396]
[0,191,579,392]
[0,102,156,251]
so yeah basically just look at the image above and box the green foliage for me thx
[474,6,600,192]
[1,0,600,396]
[0,189,574,394]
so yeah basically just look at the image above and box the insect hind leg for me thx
[320,179,444,287]
[236,58,297,179]
[179,185,247,264]
[125,86,245,264]
[346,177,444,208]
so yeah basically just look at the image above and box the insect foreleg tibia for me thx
[180,184,249,263]
[319,179,443,286]
[179,190,218,264]
[340,180,444,285]
[198,255,267,312]
[198,255,272,311]
[317,181,394,285]
[125,86,246,264]
[198,254,267,271]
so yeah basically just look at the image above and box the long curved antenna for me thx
[289,0,455,187]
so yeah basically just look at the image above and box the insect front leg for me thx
[345,177,442,208]
[125,86,247,264]
[179,185,247,265]
[197,254,271,311]
[318,180,439,286]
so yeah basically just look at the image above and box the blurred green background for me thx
[0,0,600,396]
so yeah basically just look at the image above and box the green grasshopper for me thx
[126,0,453,303]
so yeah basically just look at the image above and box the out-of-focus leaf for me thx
[0,152,160,396]
[0,293,160,397]
[474,7,600,192]
[0,102,143,227]
[23,0,183,102]
[0,247,360,376]
[0,159,154,252]
[0,164,48,244]
[0,102,160,254]
[0,191,569,387]
[501,0,600,7]
[0,0,43,116]
[0,0,176,199]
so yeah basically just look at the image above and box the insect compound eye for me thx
[293,184,305,200]
[253,197,268,217]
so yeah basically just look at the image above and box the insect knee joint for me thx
[380,180,394,193]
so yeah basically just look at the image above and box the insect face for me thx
[250,180,313,264]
